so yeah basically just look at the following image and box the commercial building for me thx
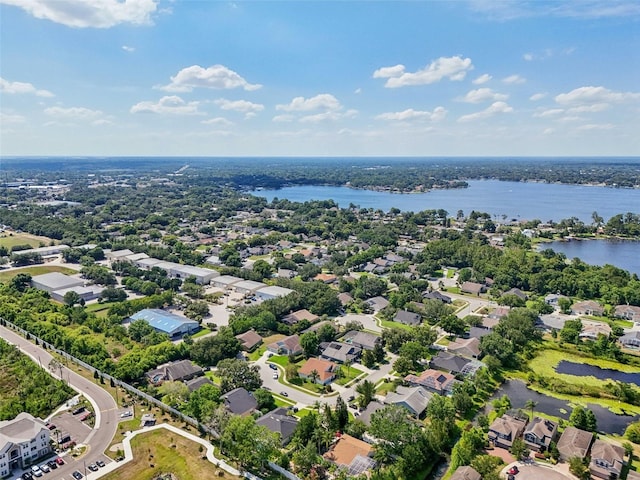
[31,272,85,293]
[0,413,51,478]
[129,309,200,337]
[256,285,294,301]
[50,285,104,303]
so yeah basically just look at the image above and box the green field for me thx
[0,232,54,249]
[0,265,77,284]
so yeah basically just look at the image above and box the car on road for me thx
[55,457,65,465]
[280,391,288,397]
[267,353,274,358]
[31,465,43,477]
[96,460,105,468]
[508,466,519,475]
[272,372,278,379]
[347,395,355,402]
[269,364,277,370]
[120,410,132,418]
[72,470,83,479]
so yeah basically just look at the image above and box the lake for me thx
[250,180,640,223]
[540,239,640,276]
[556,361,640,387]
[492,380,638,435]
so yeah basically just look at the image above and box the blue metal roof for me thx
[130,308,198,335]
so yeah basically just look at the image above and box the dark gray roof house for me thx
[384,386,432,417]
[221,387,258,416]
[450,466,481,480]
[256,408,299,446]
[394,310,421,326]
[557,426,594,461]
[146,359,203,385]
[505,287,528,300]
[185,376,214,392]
[342,330,381,351]
[422,291,452,303]
[430,352,471,374]
[366,296,389,312]
[619,331,640,348]
[320,342,362,364]
[524,417,558,452]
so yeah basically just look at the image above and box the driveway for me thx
[502,462,573,480]
[334,313,381,333]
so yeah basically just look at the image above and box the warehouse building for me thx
[211,275,243,289]
[234,280,267,295]
[256,285,294,301]
[51,285,104,303]
[129,309,200,337]
[31,272,85,293]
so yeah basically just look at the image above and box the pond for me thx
[556,360,640,387]
[492,380,638,435]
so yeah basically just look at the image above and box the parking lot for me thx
[50,410,92,446]
[502,462,572,480]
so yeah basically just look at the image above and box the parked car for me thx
[88,463,98,471]
[272,372,278,379]
[71,407,86,415]
[120,410,132,418]
[31,465,42,477]
[96,460,105,468]
[39,463,50,473]
[72,471,83,479]
[21,472,33,480]
[55,457,65,465]
[508,466,519,475]
[46,460,57,470]
[46,422,56,430]
[280,391,289,397]
[269,364,277,370]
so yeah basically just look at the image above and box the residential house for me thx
[545,293,569,305]
[267,335,303,356]
[0,413,51,478]
[523,417,558,452]
[460,282,486,296]
[487,306,510,321]
[235,329,263,352]
[619,331,640,349]
[589,439,626,479]
[394,310,421,326]
[447,337,481,359]
[323,434,376,477]
[314,273,337,284]
[298,358,338,385]
[429,352,471,375]
[221,387,258,416]
[450,466,482,480]
[358,401,386,426]
[321,342,362,364]
[488,414,527,449]
[405,369,456,395]
[365,296,389,312]
[557,426,593,461]
[384,386,432,417]
[467,326,492,340]
[337,292,354,307]
[572,300,605,316]
[342,330,381,351]
[146,359,203,385]
[185,376,214,392]
[282,309,319,326]
[422,291,452,303]
[277,268,296,279]
[579,321,612,340]
[614,305,640,322]
[255,408,298,446]
[504,287,528,301]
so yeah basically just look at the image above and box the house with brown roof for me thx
[450,466,481,480]
[488,414,527,449]
[314,273,337,284]
[323,434,376,476]
[557,426,594,461]
[337,292,354,307]
[589,439,626,479]
[267,334,303,356]
[235,329,263,352]
[282,309,319,326]
[447,337,481,359]
[460,281,486,296]
[572,300,605,316]
[614,304,640,322]
[146,359,203,385]
[523,417,558,452]
[404,369,456,395]
[298,358,338,385]
[579,321,612,340]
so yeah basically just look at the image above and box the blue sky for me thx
[1,0,639,157]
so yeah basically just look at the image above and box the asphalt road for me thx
[0,325,118,480]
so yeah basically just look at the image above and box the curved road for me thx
[0,325,118,479]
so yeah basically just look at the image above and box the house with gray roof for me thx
[384,386,432,417]
[185,376,214,392]
[460,282,486,295]
[0,413,51,478]
[620,331,640,349]
[342,330,381,351]
[589,439,626,479]
[358,401,386,426]
[450,466,481,480]
[447,337,481,359]
[572,300,604,316]
[423,291,452,303]
[394,310,421,326]
[429,352,471,374]
[524,417,558,452]
[321,342,361,364]
[146,359,203,384]
[615,304,640,322]
[221,387,258,416]
[365,296,389,312]
[488,414,527,449]
[256,408,298,446]
[557,426,593,461]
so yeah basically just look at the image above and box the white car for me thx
[272,372,278,379]
[39,463,50,473]
[31,465,43,477]
[120,410,132,418]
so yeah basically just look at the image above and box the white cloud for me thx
[276,94,342,112]
[92,118,113,126]
[354,88,362,94]
[469,1,640,20]
[533,108,564,118]
[458,101,513,122]
[122,45,135,52]
[373,56,473,88]
[458,88,508,104]
[523,53,534,61]
[530,92,547,101]
[375,107,447,122]
[502,74,526,84]
[272,114,295,123]
[201,117,234,126]
[45,106,103,119]
[1,0,158,28]
[576,123,614,130]
[567,103,610,113]
[299,109,357,123]
[555,86,640,105]
[1,77,54,97]
[157,64,261,92]
[214,99,264,117]
[472,74,492,85]
[0,112,26,124]
[130,95,202,115]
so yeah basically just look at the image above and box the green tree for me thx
[356,379,376,408]
[217,358,262,393]
[335,396,349,431]
[361,349,376,368]
[254,388,276,412]
[558,297,572,314]
[300,331,319,358]
[524,399,537,421]
[252,259,273,280]
[510,437,528,460]
[189,327,241,366]
[63,290,82,306]
[626,421,640,443]
[568,456,591,480]
[222,415,279,470]
[158,380,190,408]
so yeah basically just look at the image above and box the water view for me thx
[251,180,640,223]
[540,239,640,276]
[556,361,640,387]
[493,380,638,435]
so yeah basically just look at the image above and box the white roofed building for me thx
[0,413,51,477]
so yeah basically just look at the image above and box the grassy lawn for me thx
[335,365,365,386]
[269,355,290,367]
[446,269,456,279]
[0,232,54,249]
[0,265,77,283]
[443,286,461,294]
[375,381,396,396]
[101,429,241,480]
[380,319,414,332]
[435,337,451,346]
[192,328,211,338]
[248,345,267,361]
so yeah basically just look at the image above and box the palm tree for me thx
[355,379,376,408]
[524,399,537,421]
[309,369,320,385]
[344,359,352,379]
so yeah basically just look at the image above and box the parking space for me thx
[50,411,92,446]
